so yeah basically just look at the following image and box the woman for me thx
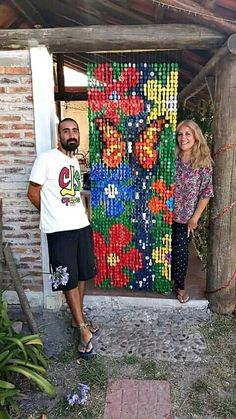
[172,120,213,303]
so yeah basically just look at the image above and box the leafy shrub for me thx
[0,295,56,418]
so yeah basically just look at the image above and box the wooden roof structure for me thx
[0,0,236,105]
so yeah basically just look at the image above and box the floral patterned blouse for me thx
[173,157,214,224]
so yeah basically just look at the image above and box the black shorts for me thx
[47,226,97,292]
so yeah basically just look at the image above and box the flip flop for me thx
[71,318,100,334]
[78,339,94,359]
[86,319,100,334]
[177,291,190,304]
[77,323,94,359]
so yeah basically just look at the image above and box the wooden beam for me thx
[182,50,209,66]
[54,86,87,94]
[32,0,101,26]
[201,0,216,9]
[0,24,226,52]
[227,34,236,54]
[9,0,47,27]
[207,53,236,314]
[179,68,197,82]
[178,34,236,104]
[0,4,18,28]
[63,58,86,74]
[157,0,236,34]
[56,54,65,95]
[181,56,203,73]
[215,0,236,12]
[55,92,88,101]
[94,0,151,24]
[205,75,215,104]
[153,4,165,23]
[131,0,157,18]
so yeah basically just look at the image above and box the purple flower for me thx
[49,266,69,289]
[66,394,80,406]
[66,383,90,407]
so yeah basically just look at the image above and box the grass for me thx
[185,313,236,418]
[77,356,108,388]
[140,359,170,380]
[18,312,236,419]
[46,397,104,419]
[201,312,235,340]
[50,346,77,363]
[120,354,139,365]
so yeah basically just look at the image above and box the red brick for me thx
[3,67,31,75]
[23,131,34,138]
[20,76,32,84]
[0,124,8,129]
[1,132,20,138]
[0,76,19,84]
[0,115,21,121]
[0,58,42,295]
[103,379,171,419]
[10,123,33,130]
[5,233,29,239]
[0,96,21,103]
[8,105,33,111]
[25,95,33,102]
[7,87,32,94]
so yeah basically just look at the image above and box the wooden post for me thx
[56,54,65,95]
[207,44,236,313]
[3,245,39,334]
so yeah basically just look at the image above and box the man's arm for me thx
[27,181,42,210]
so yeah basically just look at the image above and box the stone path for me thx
[85,304,208,363]
[31,301,209,362]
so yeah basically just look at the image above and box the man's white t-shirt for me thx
[29,149,89,233]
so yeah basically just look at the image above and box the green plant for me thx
[0,295,56,417]
[78,356,108,388]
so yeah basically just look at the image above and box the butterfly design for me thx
[95,117,166,170]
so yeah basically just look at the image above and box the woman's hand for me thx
[187,198,210,237]
[187,216,198,237]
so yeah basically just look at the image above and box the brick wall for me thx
[0,51,43,293]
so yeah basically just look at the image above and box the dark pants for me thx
[171,222,191,290]
[47,226,97,291]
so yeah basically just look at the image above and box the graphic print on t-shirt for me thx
[58,165,81,206]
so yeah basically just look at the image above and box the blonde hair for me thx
[176,120,213,169]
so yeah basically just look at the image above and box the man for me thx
[27,118,97,358]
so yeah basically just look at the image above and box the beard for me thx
[61,138,79,155]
